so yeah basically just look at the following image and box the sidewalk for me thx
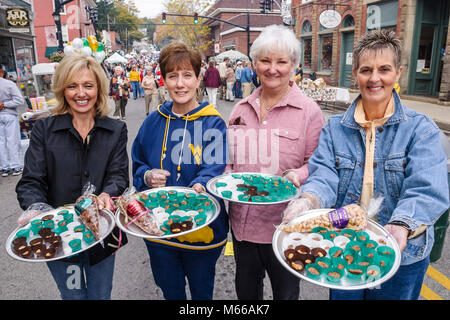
[347,91,450,133]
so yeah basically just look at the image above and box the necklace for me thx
[260,86,291,112]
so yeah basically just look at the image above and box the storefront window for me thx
[0,37,15,72]
[302,38,312,70]
[13,38,35,81]
[366,0,398,31]
[13,38,36,97]
[416,25,435,74]
[319,34,333,71]
[301,20,312,70]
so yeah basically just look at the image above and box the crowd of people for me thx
[8,24,450,302]
[103,51,263,119]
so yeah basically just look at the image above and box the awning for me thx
[45,46,59,58]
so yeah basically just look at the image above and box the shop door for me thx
[339,32,354,88]
[408,0,449,96]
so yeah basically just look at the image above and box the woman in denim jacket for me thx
[283,30,449,300]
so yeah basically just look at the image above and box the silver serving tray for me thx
[6,207,115,263]
[206,172,301,205]
[272,208,401,290]
[115,187,221,239]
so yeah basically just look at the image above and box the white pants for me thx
[226,82,234,101]
[0,112,21,170]
[205,87,218,107]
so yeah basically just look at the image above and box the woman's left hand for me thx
[385,224,408,252]
[192,183,206,194]
[97,192,115,211]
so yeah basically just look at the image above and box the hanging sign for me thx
[6,8,30,33]
[319,10,342,29]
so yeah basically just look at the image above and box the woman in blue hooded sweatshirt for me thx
[131,42,229,300]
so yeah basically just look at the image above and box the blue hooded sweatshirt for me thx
[131,101,229,250]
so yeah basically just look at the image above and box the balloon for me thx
[82,38,89,47]
[81,46,93,56]
[93,51,106,63]
[72,38,83,49]
[64,45,75,55]
[97,42,104,52]
[88,35,99,52]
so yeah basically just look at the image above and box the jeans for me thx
[0,112,20,171]
[46,251,116,300]
[144,240,223,300]
[131,81,141,99]
[233,80,242,98]
[330,256,430,300]
[232,233,300,300]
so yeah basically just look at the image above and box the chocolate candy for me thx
[44,247,56,259]
[294,245,310,255]
[311,247,327,258]
[289,259,304,271]
[29,238,44,250]
[42,214,54,221]
[169,222,182,234]
[12,236,27,247]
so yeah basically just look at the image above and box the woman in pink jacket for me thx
[227,25,325,300]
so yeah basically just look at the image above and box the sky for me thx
[133,0,166,19]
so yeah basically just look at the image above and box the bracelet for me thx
[388,220,413,237]
[143,170,153,188]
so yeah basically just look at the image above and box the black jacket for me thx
[16,113,129,264]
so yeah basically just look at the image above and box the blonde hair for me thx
[51,55,110,117]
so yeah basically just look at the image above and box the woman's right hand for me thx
[282,194,320,223]
[144,169,171,188]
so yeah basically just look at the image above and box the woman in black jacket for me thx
[16,54,129,300]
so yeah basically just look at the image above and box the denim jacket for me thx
[301,91,449,265]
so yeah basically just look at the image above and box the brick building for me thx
[205,0,283,59]
[292,0,450,102]
[0,0,36,88]
[34,0,96,63]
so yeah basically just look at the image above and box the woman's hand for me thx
[282,197,314,223]
[145,169,171,188]
[97,192,115,211]
[385,224,408,252]
[283,170,301,187]
[192,183,205,194]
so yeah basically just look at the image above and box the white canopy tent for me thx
[214,50,249,62]
[105,52,128,64]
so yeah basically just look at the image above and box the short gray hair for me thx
[353,29,402,71]
[250,24,300,68]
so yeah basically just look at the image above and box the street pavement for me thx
[0,94,449,300]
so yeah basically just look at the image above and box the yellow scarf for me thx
[354,96,394,210]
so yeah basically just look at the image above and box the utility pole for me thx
[53,0,74,51]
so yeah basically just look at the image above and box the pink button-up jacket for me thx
[227,82,325,243]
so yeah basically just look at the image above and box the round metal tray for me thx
[6,207,115,263]
[115,187,221,239]
[272,208,401,290]
[206,172,301,205]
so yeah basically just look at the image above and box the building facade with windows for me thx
[205,0,283,59]
[34,0,96,63]
[0,0,36,96]
[292,0,449,102]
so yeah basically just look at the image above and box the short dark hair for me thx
[158,42,202,79]
[353,29,402,71]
